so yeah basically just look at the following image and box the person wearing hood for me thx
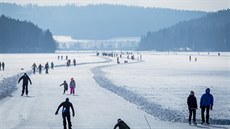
[114,118,130,129]
[55,98,75,129]
[187,91,197,125]
[200,88,214,124]
[69,78,76,95]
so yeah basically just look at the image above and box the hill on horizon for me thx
[0,15,57,53]
[138,9,230,52]
[0,3,206,40]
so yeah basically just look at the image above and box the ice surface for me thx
[0,52,229,129]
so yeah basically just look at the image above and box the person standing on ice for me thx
[32,63,37,74]
[69,78,76,95]
[0,61,1,70]
[2,62,5,71]
[51,62,54,69]
[60,80,68,94]
[55,98,75,129]
[45,62,49,74]
[187,91,197,125]
[18,73,32,96]
[38,64,43,74]
[113,118,130,129]
[200,88,214,125]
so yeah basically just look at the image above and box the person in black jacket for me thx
[114,118,130,129]
[60,81,68,94]
[187,91,197,125]
[55,98,75,129]
[18,73,32,96]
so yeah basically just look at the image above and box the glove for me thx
[72,113,75,117]
[55,112,58,115]
[210,106,213,110]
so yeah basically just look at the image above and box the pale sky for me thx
[0,0,229,12]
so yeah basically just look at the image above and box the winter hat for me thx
[66,98,69,102]
[190,91,194,95]
[206,88,210,93]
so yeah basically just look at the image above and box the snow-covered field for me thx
[0,52,229,129]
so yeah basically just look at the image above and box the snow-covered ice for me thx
[0,52,229,129]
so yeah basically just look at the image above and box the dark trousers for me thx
[62,112,72,129]
[188,109,196,122]
[22,84,28,95]
[201,106,210,123]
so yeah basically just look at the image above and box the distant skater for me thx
[51,62,54,69]
[73,59,76,66]
[2,62,5,71]
[189,55,192,62]
[114,118,130,129]
[55,98,75,129]
[69,78,76,95]
[187,91,197,125]
[195,57,197,62]
[32,63,37,74]
[18,73,32,96]
[0,61,1,70]
[200,88,214,125]
[45,62,49,74]
[38,64,43,74]
[60,80,68,94]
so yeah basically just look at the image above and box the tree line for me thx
[0,15,57,53]
[138,9,230,51]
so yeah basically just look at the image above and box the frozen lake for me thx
[0,51,230,129]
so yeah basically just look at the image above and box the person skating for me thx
[114,118,130,129]
[73,59,76,66]
[38,64,43,74]
[60,81,68,94]
[55,98,75,129]
[187,91,197,125]
[2,62,5,71]
[45,62,49,74]
[51,62,54,69]
[18,73,32,96]
[69,78,76,95]
[32,63,37,74]
[200,88,214,125]
[0,61,1,71]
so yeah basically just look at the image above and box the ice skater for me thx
[69,78,76,95]
[113,118,130,129]
[18,73,32,96]
[1,62,5,71]
[60,80,68,94]
[38,64,43,74]
[32,63,37,74]
[187,91,197,125]
[200,88,214,125]
[0,61,1,71]
[45,62,49,74]
[51,62,54,69]
[55,98,75,129]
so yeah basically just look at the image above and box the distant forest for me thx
[0,15,57,53]
[138,9,230,51]
[0,3,206,39]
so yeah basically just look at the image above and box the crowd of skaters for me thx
[97,51,142,64]
[11,52,220,129]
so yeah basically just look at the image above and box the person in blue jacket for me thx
[200,88,214,124]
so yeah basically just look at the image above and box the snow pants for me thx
[201,106,210,123]
[188,109,196,122]
[62,112,72,129]
[22,84,28,95]
[70,87,75,95]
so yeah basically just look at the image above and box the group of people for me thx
[60,78,76,95]
[32,62,54,74]
[0,61,5,71]
[187,88,214,125]
[189,55,197,62]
